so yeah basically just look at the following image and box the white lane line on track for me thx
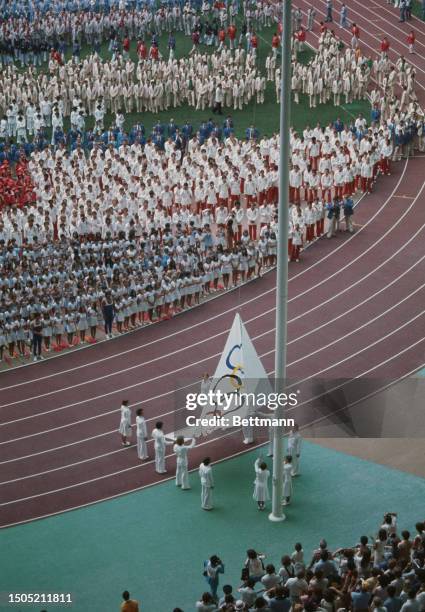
[3,246,424,462]
[2,170,425,463]
[1,199,422,444]
[0,168,395,393]
[0,187,367,392]
[2,270,425,482]
[0,163,411,409]
[0,163,418,436]
[363,0,425,49]
[0,162,417,432]
[3,5,421,395]
[1,346,423,530]
[2,246,425,464]
[1,164,424,457]
[1,353,423,529]
[1,328,425,509]
[297,0,425,87]
[324,0,425,53]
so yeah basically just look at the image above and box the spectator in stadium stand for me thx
[203,554,224,598]
[196,591,217,611]
[120,591,139,612]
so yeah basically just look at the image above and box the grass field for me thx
[38,20,370,139]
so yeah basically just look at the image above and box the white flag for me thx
[193,313,274,437]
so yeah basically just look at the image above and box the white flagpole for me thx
[269,0,292,522]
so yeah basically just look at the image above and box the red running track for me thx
[0,156,424,528]
[299,0,425,103]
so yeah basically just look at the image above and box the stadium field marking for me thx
[0,163,411,407]
[2,271,425,482]
[1,332,425,510]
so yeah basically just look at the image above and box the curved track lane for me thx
[1,155,425,528]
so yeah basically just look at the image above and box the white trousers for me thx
[176,461,190,489]
[242,425,254,443]
[290,453,300,475]
[155,447,166,472]
[137,434,148,459]
[201,485,213,509]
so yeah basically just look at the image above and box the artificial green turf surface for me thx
[35,21,370,138]
[3,441,424,612]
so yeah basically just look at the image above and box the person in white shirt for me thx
[16,114,27,144]
[314,198,325,237]
[291,224,303,262]
[287,424,302,476]
[253,457,270,510]
[333,165,344,200]
[247,203,259,240]
[118,400,132,446]
[304,202,315,243]
[215,204,228,229]
[173,436,196,490]
[289,165,302,204]
[199,457,214,510]
[381,137,393,176]
[232,201,245,242]
[360,155,373,193]
[151,421,174,474]
[400,592,420,612]
[285,570,309,602]
[136,408,149,460]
